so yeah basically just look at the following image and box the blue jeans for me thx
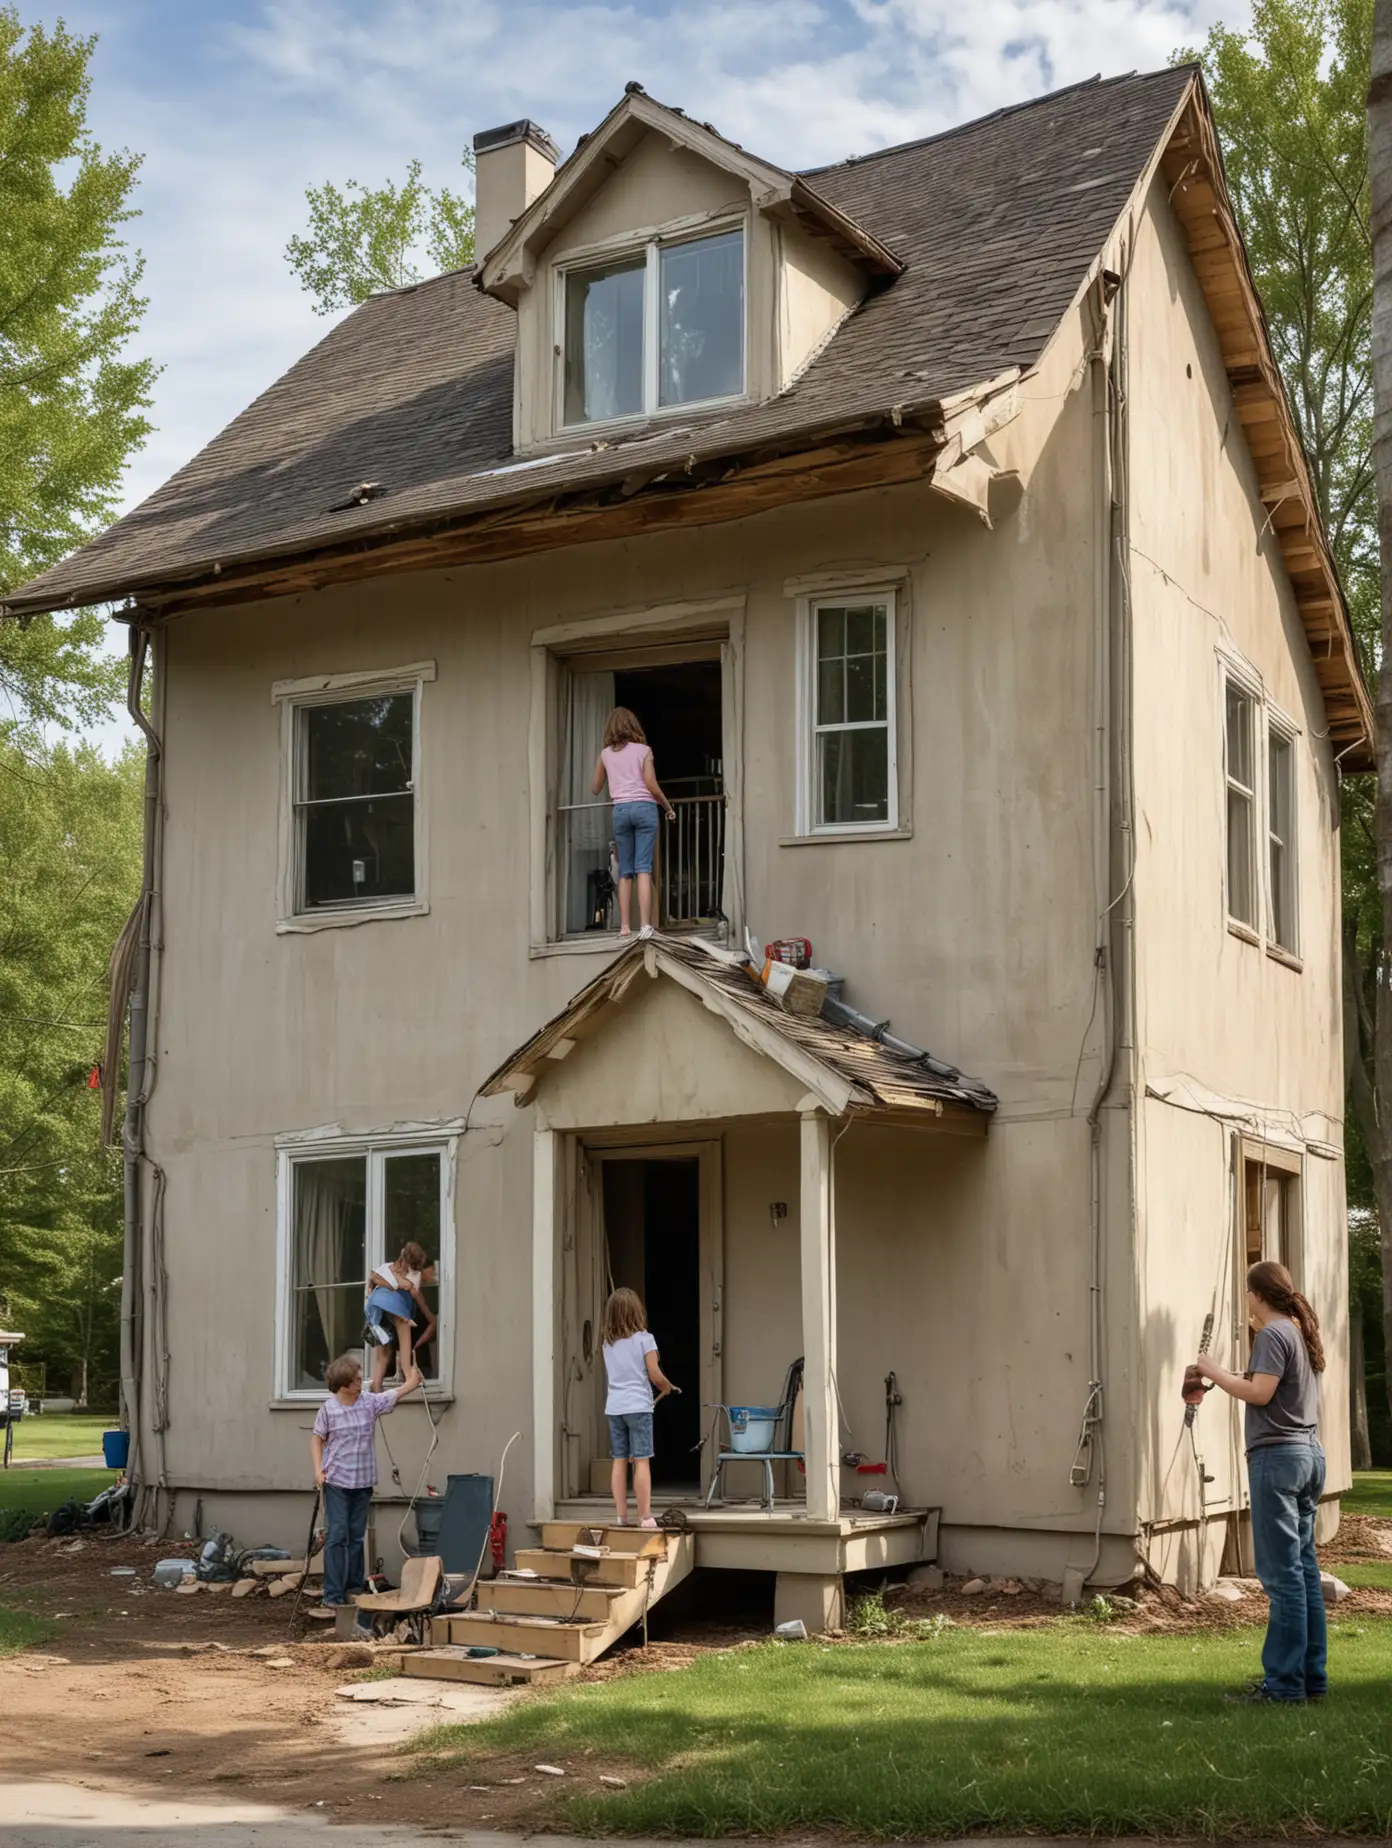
[321,1483,373,1606]
[608,1411,654,1459]
[1248,1440,1326,1700]
[612,802,658,878]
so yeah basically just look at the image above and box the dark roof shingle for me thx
[7,67,1192,614]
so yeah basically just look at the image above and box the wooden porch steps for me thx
[411,1523,695,1683]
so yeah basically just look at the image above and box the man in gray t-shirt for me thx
[1244,1317,1319,1454]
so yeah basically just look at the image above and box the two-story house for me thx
[5,65,1371,1631]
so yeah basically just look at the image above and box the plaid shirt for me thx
[313,1388,398,1490]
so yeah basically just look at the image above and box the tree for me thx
[1185,0,1392,1459]
[0,733,143,1404]
[0,9,155,731]
[285,153,476,316]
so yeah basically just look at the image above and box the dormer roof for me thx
[478,84,903,304]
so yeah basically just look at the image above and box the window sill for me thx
[1266,943,1303,973]
[781,827,913,847]
[268,1392,453,1411]
[278,900,429,935]
[1226,918,1260,947]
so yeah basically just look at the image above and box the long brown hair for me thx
[1248,1259,1325,1373]
[397,1241,429,1274]
[603,707,647,749]
[603,1287,647,1345]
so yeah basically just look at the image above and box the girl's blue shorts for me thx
[365,1284,412,1326]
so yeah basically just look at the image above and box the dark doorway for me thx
[601,1156,703,1489]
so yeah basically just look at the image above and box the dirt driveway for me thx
[3,1518,1389,1838]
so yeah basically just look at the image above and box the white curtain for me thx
[564,668,615,933]
[293,1163,358,1385]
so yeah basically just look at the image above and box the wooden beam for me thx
[532,1126,558,1524]
[799,1110,838,1524]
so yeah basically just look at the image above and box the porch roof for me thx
[480,936,997,1124]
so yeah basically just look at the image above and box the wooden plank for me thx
[436,1611,607,1662]
[513,1546,648,1588]
[405,1645,577,1688]
[481,1580,623,1620]
[540,1521,667,1556]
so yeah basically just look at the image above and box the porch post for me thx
[532,1125,557,1523]
[799,1109,838,1521]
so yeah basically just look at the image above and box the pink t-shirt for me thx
[601,742,654,806]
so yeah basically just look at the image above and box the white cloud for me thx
[57,0,1249,753]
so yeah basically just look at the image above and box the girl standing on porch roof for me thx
[603,1287,678,1528]
[592,708,676,941]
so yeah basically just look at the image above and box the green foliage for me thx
[0,1604,57,1648]
[1344,1468,1392,1515]
[8,1412,110,1459]
[1180,0,1375,657]
[285,152,476,315]
[0,732,143,1398]
[418,1623,1392,1837]
[0,8,155,727]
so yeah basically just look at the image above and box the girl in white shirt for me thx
[602,1287,677,1527]
[364,1240,436,1392]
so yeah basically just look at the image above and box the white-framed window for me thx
[799,589,899,833]
[272,663,434,931]
[1267,720,1298,954]
[559,224,745,428]
[1223,676,1258,930]
[275,1133,454,1401]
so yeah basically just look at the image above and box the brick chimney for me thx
[473,120,560,266]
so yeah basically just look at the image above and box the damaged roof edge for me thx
[0,370,1022,622]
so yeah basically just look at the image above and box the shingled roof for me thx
[7,68,1192,618]
[481,936,999,1124]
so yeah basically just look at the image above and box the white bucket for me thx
[727,1406,779,1453]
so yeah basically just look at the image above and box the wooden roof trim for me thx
[480,89,901,305]
[1160,85,1374,772]
[72,373,1019,623]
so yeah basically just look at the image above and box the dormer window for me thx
[561,226,744,427]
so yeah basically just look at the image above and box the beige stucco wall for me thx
[1126,176,1350,1540]
[135,184,1347,1581]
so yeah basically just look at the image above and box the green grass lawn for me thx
[419,1619,1392,1839]
[7,1414,114,1462]
[0,1465,112,1529]
[1339,1560,1392,1592]
[1345,1471,1392,1518]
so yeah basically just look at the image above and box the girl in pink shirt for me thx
[591,708,675,938]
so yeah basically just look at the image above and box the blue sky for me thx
[51,0,1248,748]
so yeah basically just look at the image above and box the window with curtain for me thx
[284,1144,446,1395]
[562,226,744,427]
[559,666,616,935]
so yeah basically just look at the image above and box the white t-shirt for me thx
[604,1331,657,1416]
[372,1261,420,1293]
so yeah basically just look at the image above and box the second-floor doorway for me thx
[559,653,724,937]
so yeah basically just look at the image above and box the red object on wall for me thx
[765,938,812,968]
[489,1511,507,1570]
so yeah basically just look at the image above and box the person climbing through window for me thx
[602,1286,678,1527]
[364,1241,436,1392]
[592,707,675,940]
[1193,1258,1326,1704]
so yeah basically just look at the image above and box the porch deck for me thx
[549,1498,937,1575]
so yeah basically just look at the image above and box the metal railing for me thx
[555,777,725,936]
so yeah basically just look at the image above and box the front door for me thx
[563,1139,722,1497]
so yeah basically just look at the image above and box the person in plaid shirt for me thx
[311,1352,422,1609]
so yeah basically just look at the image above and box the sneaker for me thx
[639,1516,658,1529]
[638,924,655,940]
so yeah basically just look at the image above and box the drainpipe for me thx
[1064,257,1131,1601]
[119,624,162,1524]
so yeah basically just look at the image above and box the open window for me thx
[560,225,745,429]
[277,1138,451,1400]
[1239,1140,1301,1359]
